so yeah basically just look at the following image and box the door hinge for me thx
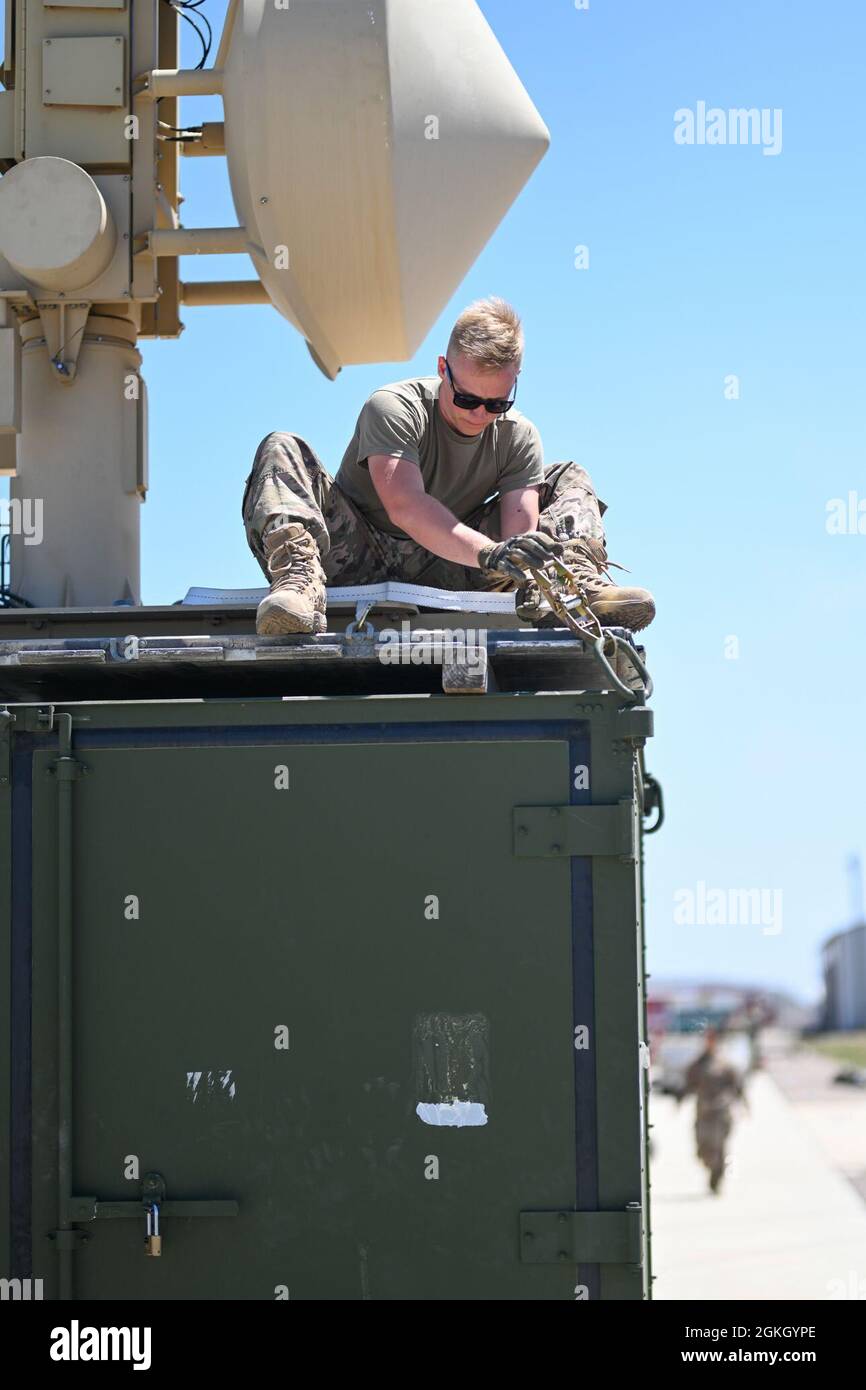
[519,1204,642,1265]
[17,704,57,733]
[513,799,636,861]
[46,1229,90,1251]
[45,757,90,781]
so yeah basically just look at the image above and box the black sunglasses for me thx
[444,360,517,415]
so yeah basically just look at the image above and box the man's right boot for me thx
[256,522,327,635]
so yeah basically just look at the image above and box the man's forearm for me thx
[387,492,494,567]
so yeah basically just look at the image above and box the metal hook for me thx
[344,598,376,640]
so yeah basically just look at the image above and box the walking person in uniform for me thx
[682,1029,749,1195]
[241,297,656,635]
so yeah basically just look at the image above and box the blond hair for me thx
[447,297,524,371]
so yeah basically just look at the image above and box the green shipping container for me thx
[0,619,660,1300]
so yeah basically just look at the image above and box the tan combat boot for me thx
[517,535,656,632]
[256,522,327,635]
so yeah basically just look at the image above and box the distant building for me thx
[822,923,866,1031]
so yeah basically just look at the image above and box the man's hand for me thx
[478,531,562,582]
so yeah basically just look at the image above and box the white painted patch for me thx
[416,1101,487,1127]
[219,1070,236,1099]
[185,1069,236,1102]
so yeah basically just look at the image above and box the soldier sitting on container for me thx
[682,1030,749,1195]
[242,297,656,636]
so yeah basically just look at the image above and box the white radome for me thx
[0,156,117,293]
[223,0,550,376]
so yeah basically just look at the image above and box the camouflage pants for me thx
[696,1108,732,1179]
[242,431,608,590]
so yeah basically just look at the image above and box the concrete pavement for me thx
[649,1048,866,1300]
[766,1040,866,1203]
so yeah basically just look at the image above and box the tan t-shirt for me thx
[335,375,544,538]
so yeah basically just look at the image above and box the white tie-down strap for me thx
[182,582,517,615]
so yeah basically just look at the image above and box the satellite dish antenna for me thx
[222,0,550,377]
[0,0,549,606]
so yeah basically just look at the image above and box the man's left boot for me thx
[516,535,656,632]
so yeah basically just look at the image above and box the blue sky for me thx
[6,1,865,1003]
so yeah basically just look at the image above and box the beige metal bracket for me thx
[180,280,268,307]
[133,68,224,101]
[179,122,227,158]
[137,227,248,258]
[37,303,92,383]
[0,288,37,316]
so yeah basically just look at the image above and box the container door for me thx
[21,721,641,1299]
